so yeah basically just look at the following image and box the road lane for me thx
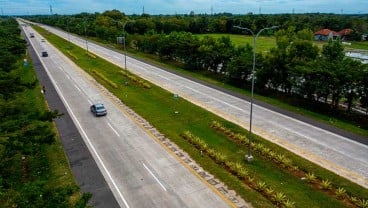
[36,23,368,188]
[22,25,231,207]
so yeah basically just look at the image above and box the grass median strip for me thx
[34,25,368,208]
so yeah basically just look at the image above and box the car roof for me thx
[94,103,104,107]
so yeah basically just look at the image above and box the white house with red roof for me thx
[314,29,339,41]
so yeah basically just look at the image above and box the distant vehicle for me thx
[90,103,107,116]
[41,38,45,42]
[41,51,48,57]
[30,33,34,38]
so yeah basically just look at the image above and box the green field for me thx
[195,33,368,52]
[195,33,277,53]
[34,25,368,208]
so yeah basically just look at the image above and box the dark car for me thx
[90,103,107,116]
[41,51,48,57]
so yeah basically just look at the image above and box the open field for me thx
[196,33,368,52]
[195,33,277,53]
[35,25,368,208]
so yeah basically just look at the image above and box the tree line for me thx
[28,10,368,40]
[27,11,368,128]
[0,18,90,207]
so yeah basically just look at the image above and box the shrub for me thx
[273,192,287,205]
[357,198,368,208]
[321,179,332,190]
[92,70,118,89]
[335,187,346,199]
[237,168,248,179]
[265,187,275,196]
[305,172,317,183]
[66,50,78,60]
[283,199,296,208]
[207,148,216,158]
[256,181,267,192]
[213,152,227,165]
[86,52,97,58]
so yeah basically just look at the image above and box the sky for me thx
[0,0,367,16]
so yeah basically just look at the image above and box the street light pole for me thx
[234,25,278,162]
[66,18,70,42]
[122,21,128,85]
[112,19,130,85]
[83,20,88,53]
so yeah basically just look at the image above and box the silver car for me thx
[90,103,107,116]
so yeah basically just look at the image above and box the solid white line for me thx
[108,122,120,137]
[28,33,130,208]
[143,163,167,192]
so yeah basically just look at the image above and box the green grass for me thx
[34,26,368,208]
[195,33,277,53]
[20,50,80,201]
[348,41,368,50]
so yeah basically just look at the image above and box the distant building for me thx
[314,29,339,41]
[362,34,368,41]
[337,29,352,41]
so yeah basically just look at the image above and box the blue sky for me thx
[0,0,367,15]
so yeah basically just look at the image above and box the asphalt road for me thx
[21,23,231,208]
[20,24,120,208]
[37,23,368,188]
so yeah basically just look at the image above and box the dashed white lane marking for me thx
[108,122,120,137]
[73,84,82,92]
[143,163,167,192]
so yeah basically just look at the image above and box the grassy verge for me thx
[21,50,82,204]
[34,26,368,208]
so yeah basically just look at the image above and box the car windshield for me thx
[96,105,105,110]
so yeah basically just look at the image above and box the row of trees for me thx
[0,18,90,207]
[28,10,368,40]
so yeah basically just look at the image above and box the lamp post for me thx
[234,25,278,162]
[83,20,88,53]
[66,18,70,42]
[122,21,128,85]
[113,20,130,85]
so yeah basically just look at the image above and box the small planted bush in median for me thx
[181,130,296,208]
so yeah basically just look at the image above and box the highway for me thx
[35,23,368,189]
[21,24,232,208]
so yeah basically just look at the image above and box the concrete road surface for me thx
[33,23,368,189]
[21,24,231,208]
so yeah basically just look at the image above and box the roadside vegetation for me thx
[34,23,368,208]
[0,18,90,208]
[28,11,368,138]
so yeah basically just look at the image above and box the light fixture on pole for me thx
[233,25,278,162]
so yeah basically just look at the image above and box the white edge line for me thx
[107,122,120,137]
[143,163,167,192]
[26,27,130,208]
